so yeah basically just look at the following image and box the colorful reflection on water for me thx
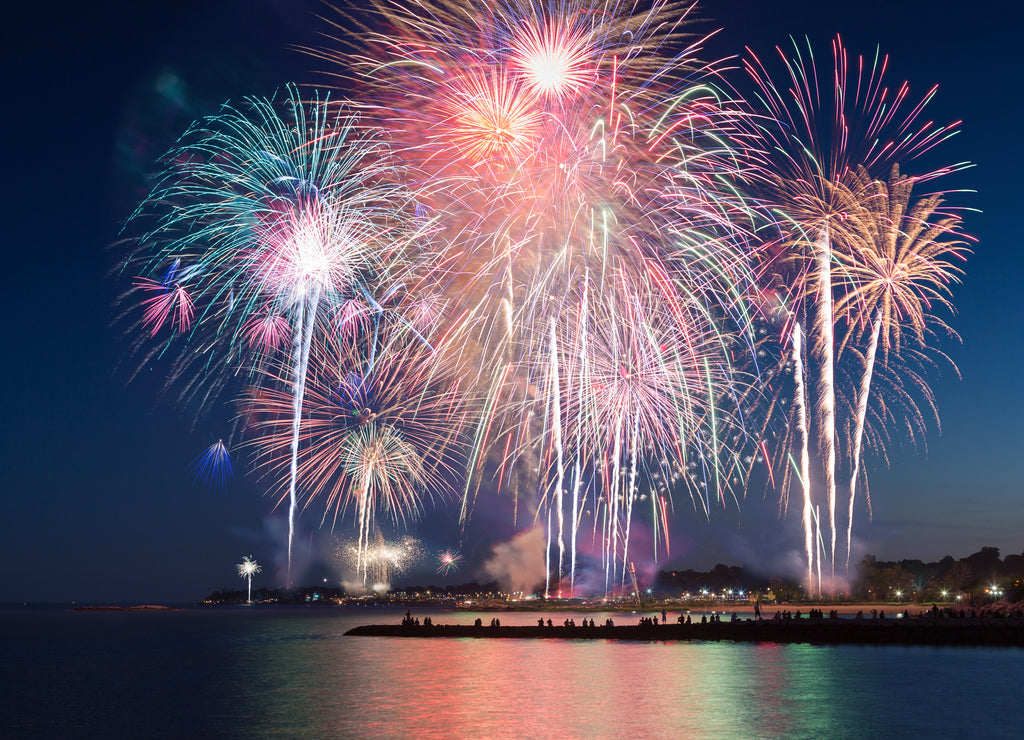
[4,607,1021,738]
[224,609,1019,739]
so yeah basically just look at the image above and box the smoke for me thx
[341,579,371,594]
[226,517,313,588]
[262,517,292,582]
[480,527,547,594]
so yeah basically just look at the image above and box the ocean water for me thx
[3,605,1022,739]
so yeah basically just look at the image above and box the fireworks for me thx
[437,549,462,576]
[189,440,233,492]
[122,85,419,586]
[738,36,964,592]
[833,165,971,565]
[335,533,426,589]
[244,318,471,580]
[319,0,763,595]
[237,556,262,603]
[119,4,972,595]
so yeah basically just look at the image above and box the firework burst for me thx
[189,440,234,492]
[437,549,462,576]
[117,3,973,598]
[833,165,971,564]
[121,85,419,586]
[244,316,471,581]
[310,0,764,594]
[237,555,262,603]
[740,35,965,590]
[335,533,427,589]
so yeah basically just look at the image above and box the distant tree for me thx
[857,556,913,600]
[656,566,768,594]
[707,564,736,589]
[1002,552,1024,578]
[769,577,802,602]
[854,555,879,599]
[940,561,972,593]
[880,565,913,599]
[964,547,1002,580]
[1008,578,1024,602]
[900,559,939,586]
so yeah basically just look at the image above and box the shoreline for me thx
[453,602,938,617]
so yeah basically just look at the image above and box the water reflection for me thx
[221,609,1023,739]
[232,610,836,738]
[9,607,1024,738]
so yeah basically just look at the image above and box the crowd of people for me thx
[398,601,1024,633]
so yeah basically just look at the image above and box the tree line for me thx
[656,546,1024,602]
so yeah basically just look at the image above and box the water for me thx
[3,605,1022,739]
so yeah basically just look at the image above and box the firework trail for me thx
[122,86,417,586]
[790,322,814,591]
[245,314,471,580]
[812,222,837,583]
[741,35,962,587]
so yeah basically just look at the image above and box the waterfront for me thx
[3,605,1021,738]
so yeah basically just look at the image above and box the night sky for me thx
[3,0,1020,603]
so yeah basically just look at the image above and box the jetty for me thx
[346,617,1024,647]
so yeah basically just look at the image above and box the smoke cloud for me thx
[481,527,547,594]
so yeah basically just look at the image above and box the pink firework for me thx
[436,549,462,575]
[135,277,194,336]
[333,298,372,339]
[311,0,760,597]
[244,308,291,354]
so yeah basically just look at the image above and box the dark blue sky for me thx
[2,0,1020,603]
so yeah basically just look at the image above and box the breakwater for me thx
[346,617,1024,646]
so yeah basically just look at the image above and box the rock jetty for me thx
[346,614,1024,647]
